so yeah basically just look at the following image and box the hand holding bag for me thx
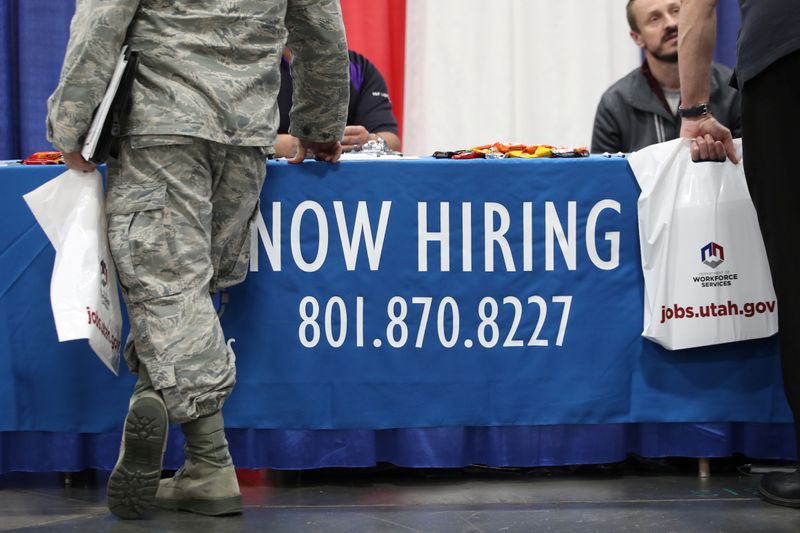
[24,169,122,373]
[628,138,778,350]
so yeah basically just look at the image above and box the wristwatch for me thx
[678,102,710,118]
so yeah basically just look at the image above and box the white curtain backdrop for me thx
[403,0,641,156]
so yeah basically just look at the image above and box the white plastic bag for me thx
[24,170,122,374]
[628,138,778,350]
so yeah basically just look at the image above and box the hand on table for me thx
[288,139,343,164]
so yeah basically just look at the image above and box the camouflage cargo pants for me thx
[106,135,266,423]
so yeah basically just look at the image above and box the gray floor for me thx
[1,461,799,532]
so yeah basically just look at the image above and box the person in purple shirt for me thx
[678,0,800,508]
[275,48,401,157]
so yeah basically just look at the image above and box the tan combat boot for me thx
[155,411,242,516]
[107,390,169,519]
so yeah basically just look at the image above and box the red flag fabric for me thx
[340,0,406,139]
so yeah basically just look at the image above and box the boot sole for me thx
[107,397,168,519]
[758,486,800,508]
[157,495,243,516]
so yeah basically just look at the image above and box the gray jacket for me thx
[591,62,741,154]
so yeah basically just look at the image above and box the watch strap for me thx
[678,102,710,118]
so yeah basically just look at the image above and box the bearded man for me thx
[591,0,740,153]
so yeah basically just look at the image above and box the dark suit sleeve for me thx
[710,63,742,139]
[591,93,623,154]
[728,91,743,139]
[348,52,398,135]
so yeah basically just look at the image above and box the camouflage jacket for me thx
[46,0,349,153]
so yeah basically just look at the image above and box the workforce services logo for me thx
[100,259,109,286]
[693,242,737,287]
[701,242,724,269]
[98,257,112,311]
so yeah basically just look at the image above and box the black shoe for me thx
[107,395,169,519]
[759,469,800,508]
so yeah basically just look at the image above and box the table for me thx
[0,159,794,473]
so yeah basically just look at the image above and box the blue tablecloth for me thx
[0,160,794,472]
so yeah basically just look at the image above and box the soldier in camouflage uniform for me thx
[46,0,349,520]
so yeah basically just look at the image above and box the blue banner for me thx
[220,157,789,430]
[0,160,790,432]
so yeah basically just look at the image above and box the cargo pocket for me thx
[148,362,177,391]
[106,183,181,303]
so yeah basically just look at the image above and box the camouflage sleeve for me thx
[46,0,140,153]
[284,0,349,143]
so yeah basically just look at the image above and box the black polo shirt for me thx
[277,50,398,136]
